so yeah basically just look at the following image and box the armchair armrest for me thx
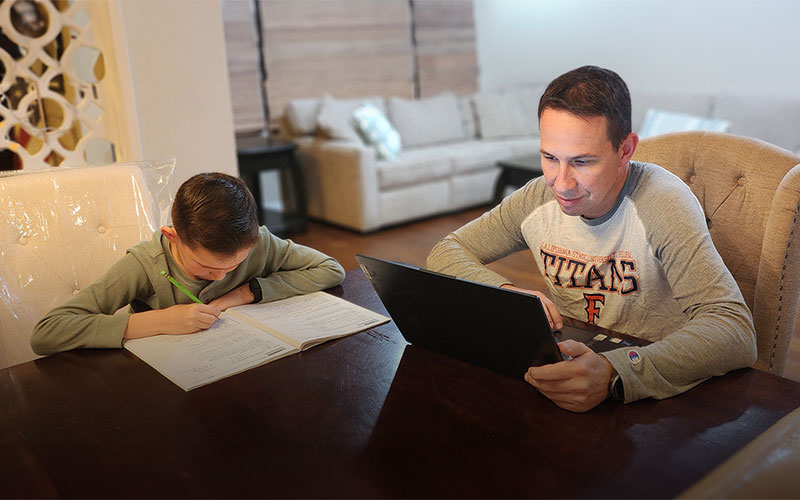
[296,139,381,232]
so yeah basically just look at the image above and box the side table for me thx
[235,133,307,236]
[494,154,543,204]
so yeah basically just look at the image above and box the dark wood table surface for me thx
[3,270,800,499]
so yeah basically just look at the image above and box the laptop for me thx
[355,254,635,380]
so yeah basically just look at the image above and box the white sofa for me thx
[0,161,173,368]
[280,86,800,233]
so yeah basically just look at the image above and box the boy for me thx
[31,172,345,354]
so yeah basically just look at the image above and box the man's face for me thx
[539,108,636,219]
[167,232,252,281]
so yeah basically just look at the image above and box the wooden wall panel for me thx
[222,0,478,133]
[260,0,415,122]
[412,0,479,97]
[222,0,266,133]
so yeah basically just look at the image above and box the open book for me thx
[124,291,390,391]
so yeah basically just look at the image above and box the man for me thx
[427,66,756,412]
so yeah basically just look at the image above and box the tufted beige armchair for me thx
[633,131,800,376]
[0,162,172,369]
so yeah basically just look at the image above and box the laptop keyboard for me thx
[554,327,636,353]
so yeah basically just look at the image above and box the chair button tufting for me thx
[72,289,80,296]
[737,177,746,186]
[97,225,107,234]
[18,236,27,245]
[689,175,697,184]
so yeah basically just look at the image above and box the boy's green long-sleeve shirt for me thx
[31,227,345,354]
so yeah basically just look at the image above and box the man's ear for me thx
[619,132,639,165]
[161,226,179,244]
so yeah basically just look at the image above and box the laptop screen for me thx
[356,254,564,379]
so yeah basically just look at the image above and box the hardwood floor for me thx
[291,206,800,384]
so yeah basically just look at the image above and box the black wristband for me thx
[248,278,262,304]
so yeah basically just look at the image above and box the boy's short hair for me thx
[172,172,260,255]
[538,65,632,149]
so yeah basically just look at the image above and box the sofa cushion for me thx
[472,91,532,139]
[313,95,388,142]
[353,103,402,160]
[316,95,363,143]
[379,180,451,227]
[629,88,714,132]
[504,83,548,135]
[481,136,541,157]
[285,98,321,136]
[639,109,730,138]
[713,92,800,153]
[447,140,515,174]
[377,147,452,190]
[387,93,466,148]
[451,169,501,208]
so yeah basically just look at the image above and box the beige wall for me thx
[474,0,800,94]
[110,0,238,195]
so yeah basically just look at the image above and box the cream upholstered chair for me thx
[632,131,800,376]
[0,162,172,369]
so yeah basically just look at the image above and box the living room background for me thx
[4,1,794,192]
[224,0,799,135]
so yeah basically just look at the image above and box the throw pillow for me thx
[638,108,730,138]
[472,92,531,139]
[315,94,363,143]
[353,103,402,160]
[387,93,466,148]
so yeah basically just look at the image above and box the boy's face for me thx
[162,226,253,281]
[539,108,637,219]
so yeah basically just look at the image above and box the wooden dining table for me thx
[2,269,799,498]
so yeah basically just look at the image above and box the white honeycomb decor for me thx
[0,0,115,171]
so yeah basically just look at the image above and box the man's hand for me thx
[524,340,614,412]
[124,303,221,339]
[500,284,563,330]
[208,283,255,311]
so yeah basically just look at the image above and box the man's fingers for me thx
[526,361,574,383]
[558,339,590,356]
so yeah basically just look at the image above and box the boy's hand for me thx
[124,304,221,339]
[161,304,221,334]
[208,283,255,311]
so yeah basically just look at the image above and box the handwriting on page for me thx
[124,316,296,390]
[237,292,385,343]
[182,318,290,367]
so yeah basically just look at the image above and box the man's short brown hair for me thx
[171,172,259,255]
[538,65,632,149]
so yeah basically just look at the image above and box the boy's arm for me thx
[30,253,153,355]
[124,304,220,338]
[251,229,346,303]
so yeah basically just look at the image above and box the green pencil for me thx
[161,270,203,304]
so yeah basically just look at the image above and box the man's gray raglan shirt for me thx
[428,161,757,402]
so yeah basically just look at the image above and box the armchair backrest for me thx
[632,131,800,375]
[0,165,162,369]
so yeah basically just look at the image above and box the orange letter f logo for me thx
[584,293,605,325]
